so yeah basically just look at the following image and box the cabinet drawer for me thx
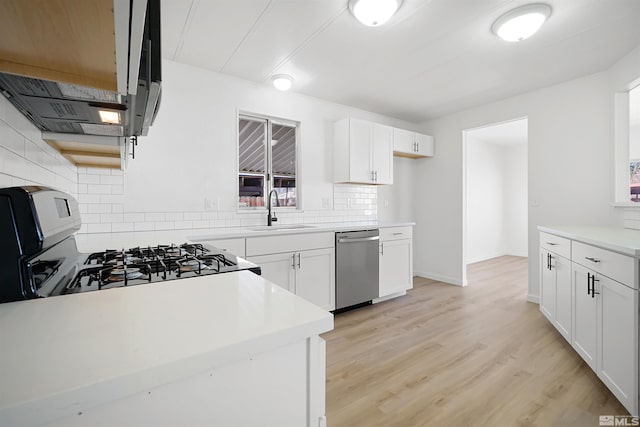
[246,232,334,256]
[380,226,412,241]
[540,232,570,258]
[572,241,636,288]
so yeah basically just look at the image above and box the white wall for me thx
[466,139,506,264]
[0,95,77,195]
[76,59,420,233]
[503,144,528,257]
[465,138,528,265]
[377,156,416,222]
[414,71,622,296]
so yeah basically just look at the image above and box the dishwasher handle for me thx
[337,236,380,244]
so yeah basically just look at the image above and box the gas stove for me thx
[0,186,260,304]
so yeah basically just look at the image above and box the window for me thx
[630,85,640,202]
[238,113,299,209]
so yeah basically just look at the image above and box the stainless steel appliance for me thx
[0,186,260,304]
[335,229,379,310]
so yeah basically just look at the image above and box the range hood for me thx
[0,0,161,141]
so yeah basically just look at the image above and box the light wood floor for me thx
[322,256,627,427]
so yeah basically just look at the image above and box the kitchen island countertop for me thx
[539,225,640,257]
[0,271,333,426]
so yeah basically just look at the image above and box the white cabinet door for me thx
[392,128,414,153]
[372,123,393,184]
[539,249,555,322]
[348,118,373,183]
[554,254,572,341]
[247,252,296,293]
[296,248,335,311]
[414,133,434,157]
[572,263,597,370]
[379,239,412,297]
[598,275,638,413]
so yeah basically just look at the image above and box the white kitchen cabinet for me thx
[248,252,296,293]
[296,249,336,312]
[198,238,246,257]
[378,226,413,299]
[571,263,598,370]
[333,117,393,185]
[539,228,640,415]
[392,128,434,158]
[539,245,572,340]
[246,233,335,311]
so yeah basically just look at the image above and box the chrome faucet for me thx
[267,189,280,226]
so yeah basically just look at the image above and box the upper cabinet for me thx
[393,128,434,158]
[333,118,393,185]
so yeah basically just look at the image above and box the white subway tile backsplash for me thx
[174,220,193,229]
[123,213,145,222]
[87,168,111,176]
[111,222,134,233]
[87,223,112,233]
[87,184,112,194]
[145,212,165,222]
[79,174,100,184]
[74,168,377,234]
[86,204,112,214]
[100,213,123,223]
[134,222,155,232]
[100,175,123,185]
[165,212,184,221]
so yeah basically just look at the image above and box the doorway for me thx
[462,118,528,284]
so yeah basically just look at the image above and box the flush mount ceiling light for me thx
[348,0,403,27]
[271,74,294,91]
[491,3,551,42]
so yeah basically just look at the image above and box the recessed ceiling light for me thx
[348,0,403,27]
[271,74,294,91]
[491,3,551,42]
[98,110,121,124]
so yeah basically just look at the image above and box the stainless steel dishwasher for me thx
[335,229,379,310]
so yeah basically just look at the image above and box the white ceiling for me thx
[467,118,527,146]
[161,0,640,123]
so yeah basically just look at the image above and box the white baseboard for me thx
[414,271,467,287]
[526,293,540,303]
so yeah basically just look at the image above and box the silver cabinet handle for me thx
[546,242,558,246]
[291,253,296,269]
[381,242,384,256]
[337,236,380,243]
[585,257,601,263]
[297,253,301,269]
[392,232,403,235]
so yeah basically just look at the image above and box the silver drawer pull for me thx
[392,232,403,235]
[585,256,601,263]
[546,242,558,246]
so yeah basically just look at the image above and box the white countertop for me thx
[538,225,640,257]
[75,221,414,252]
[0,271,333,424]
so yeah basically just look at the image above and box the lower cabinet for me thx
[248,247,335,311]
[378,226,413,299]
[571,262,638,412]
[539,248,572,341]
[379,239,412,297]
[539,230,638,415]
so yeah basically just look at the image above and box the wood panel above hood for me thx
[0,0,118,92]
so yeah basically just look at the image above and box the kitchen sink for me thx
[246,224,316,232]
